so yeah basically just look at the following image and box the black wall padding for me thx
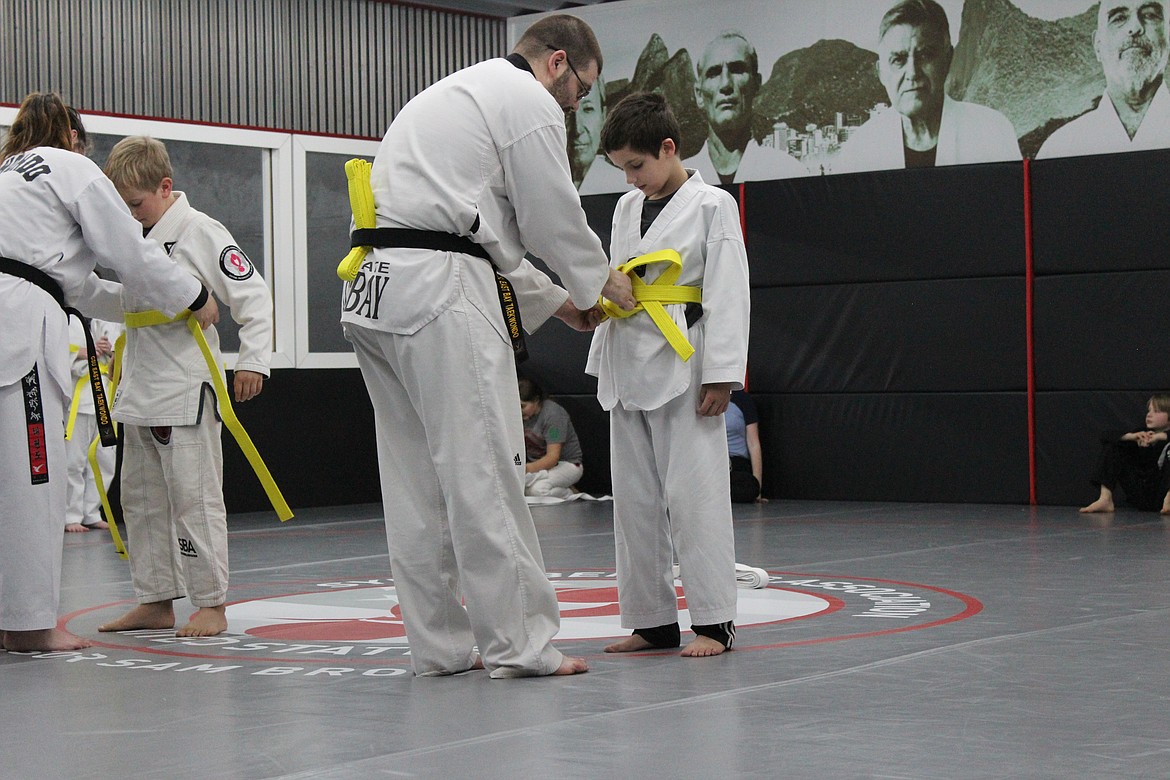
[1031,147,1170,275]
[1034,271,1170,390]
[754,392,1029,503]
[221,368,381,513]
[744,163,1025,287]
[748,278,1026,393]
[1034,390,1155,506]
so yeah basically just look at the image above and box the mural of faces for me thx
[1094,1,1170,97]
[876,20,953,123]
[569,77,605,182]
[694,33,761,139]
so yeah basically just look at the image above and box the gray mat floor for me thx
[5,499,1169,779]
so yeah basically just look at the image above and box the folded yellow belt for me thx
[338,158,375,282]
[122,309,294,522]
[598,248,702,361]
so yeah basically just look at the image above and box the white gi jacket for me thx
[111,192,273,427]
[1036,83,1170,160]
[586,170,750,411]
[834,97,1021,173]
[341,56,610,338]
[0,147,201,399]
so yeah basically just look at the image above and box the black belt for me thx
[0,256,117,446]
[352,228,528,363]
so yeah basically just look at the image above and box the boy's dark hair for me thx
[518,376,546,404]
[600,92,682,157]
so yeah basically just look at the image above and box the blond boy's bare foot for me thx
[64,523,89,533]
[1079,498,1115,513]
[604,634,656,653]
[681,635,728,657]
[98,602,175,633]
[176,606,227,637]
[2,628,92,652]
[551,655,589,674]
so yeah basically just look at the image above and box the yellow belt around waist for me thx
[121,309,294,522]
[598,248,703,362]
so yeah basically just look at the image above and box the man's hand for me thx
[191,295,220,330]
[233,370,264,403]
[601,267,636,311]
[698,382,732,417]
[554,300,604,332]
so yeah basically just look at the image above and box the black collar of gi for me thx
[505,52,534,75]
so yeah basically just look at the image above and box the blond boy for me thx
[96,137,273,637]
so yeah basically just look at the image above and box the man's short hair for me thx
[601,92,682,157]
[514,14,603,74]
[104,136,173,193]
[696,30,759,78]
[879,0,951,45]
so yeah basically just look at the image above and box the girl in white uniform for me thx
[0,92,216,653]
[588,93,750,657]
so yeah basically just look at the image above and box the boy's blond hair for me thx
[1149,394,1170,415]
[104,135,173,192]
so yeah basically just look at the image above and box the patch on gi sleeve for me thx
[219,245,255,281]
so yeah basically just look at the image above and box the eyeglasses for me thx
[546,44,591,101]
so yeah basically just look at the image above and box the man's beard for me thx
[1111,40,1169,95]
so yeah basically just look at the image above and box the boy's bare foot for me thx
[176,606,227,637]
[1079,498,1114,513]
[64,523,89,533]
[681,635,727,657]
[551,655,589,674]
[604,634,656,653]
[85,520,110,530]
[2,628,92,652]
[98,602,175,632]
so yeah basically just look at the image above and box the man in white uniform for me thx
[687,30,809,184]
[0,92,216,653]
[342,14,634,678]
[1037,1,1170,159]
[834,0,1020,173]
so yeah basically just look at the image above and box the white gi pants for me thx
[120,409,228,608]
[346,282,565,678]
[64,412,114,527]
[524,460,583,496]
[0,367,67,631]
[609,379,738,630]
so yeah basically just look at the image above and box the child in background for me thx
[519,377,584,498]
[587,92,750,658]
[1080,394,1170,514]
[95,136,274,637]
[63,316,120,532]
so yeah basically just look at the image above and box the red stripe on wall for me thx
[1023,158,1037,504]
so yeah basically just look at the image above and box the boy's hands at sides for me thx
[698,382,732,417]
[192,295,220,330]
[233,370,264,402]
